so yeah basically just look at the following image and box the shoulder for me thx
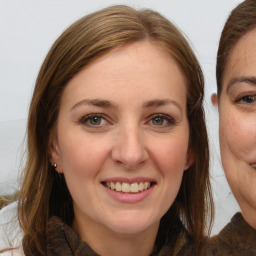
[0,201,18,222]
[206,212,256,255]
[0,201,23,254]
[0,249,24,256]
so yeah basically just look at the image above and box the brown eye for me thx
[241,95,256,104]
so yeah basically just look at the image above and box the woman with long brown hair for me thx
[0,5,213,256]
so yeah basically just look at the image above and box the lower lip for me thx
[103,185,155,203]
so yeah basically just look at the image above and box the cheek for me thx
[57,132,112,206]
[58,130,110,177]
[150,132,189,175]
[219,110,256,160]
[219,108,256,201]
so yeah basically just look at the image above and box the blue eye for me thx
[80,114,107,127]
[240,95,256,104]
[149,114,175,127]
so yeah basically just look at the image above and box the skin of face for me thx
[50,41,193,255]
[218,28,256,229]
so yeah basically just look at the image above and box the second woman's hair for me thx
[216,0,256,95]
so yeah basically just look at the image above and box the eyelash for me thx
[236,94,256,104]
[78,113,176,128]
[79,114,108,127]
[147,114,175,127]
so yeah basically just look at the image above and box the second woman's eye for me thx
[240,95,256,104]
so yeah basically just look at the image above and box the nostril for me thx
[114,159,146,170]
[111,130,148,169]
[112,147,148,167]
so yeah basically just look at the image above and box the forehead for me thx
[223,28,256,85]
[61,41,187,106]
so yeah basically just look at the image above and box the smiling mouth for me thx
[102,181,155,193]
[250,163,256,169]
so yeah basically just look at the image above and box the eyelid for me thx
[235,93,256,103]
[77,113,176,129]
[147,113,176,126]
[78,113,110,128]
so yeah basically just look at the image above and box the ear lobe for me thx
[184,149,195,170]
[49,136,62,173]
[211,93,218,107]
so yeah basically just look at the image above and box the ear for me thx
[49,135,62,173]
[184,148,195,170]
[211,93,218,107]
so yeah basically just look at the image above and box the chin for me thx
[105,213,158,235]
[108,223,151,235]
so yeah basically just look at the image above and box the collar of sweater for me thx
[45,216,191,256]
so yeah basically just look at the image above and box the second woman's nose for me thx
[111,124,148,170]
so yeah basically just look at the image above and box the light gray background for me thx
[0,0,243,234]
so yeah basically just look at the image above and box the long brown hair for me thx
[18,5,213,255]
[216,0,256,95]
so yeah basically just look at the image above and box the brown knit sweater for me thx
[23,213,256,255]
[44,216,194,256]
[206,213,256,256]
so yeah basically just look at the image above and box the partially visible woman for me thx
[0,5,213,256]
[208,0,256,255]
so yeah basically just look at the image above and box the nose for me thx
[111,125,148,169]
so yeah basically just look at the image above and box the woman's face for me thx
[219,28,256,229]
[51,41,192,238]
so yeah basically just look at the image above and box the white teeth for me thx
[110,182,115,190]
[122,183,130,193]
[130,183,139,193]
[116,182,122,192]
[138,182,144,191]
[144,181,150,189]
[250,163,256,169]
[105,181,152,193]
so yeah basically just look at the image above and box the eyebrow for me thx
[71,99,118,111]
[226,76,256,94]
[71,98,181,111]
[143,99,181,111]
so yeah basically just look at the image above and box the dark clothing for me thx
[206,213,256,256]
[45,216,194,256]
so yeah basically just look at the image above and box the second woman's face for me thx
[51,41,192,237]
[219,29,256,229]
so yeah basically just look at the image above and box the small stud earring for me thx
[53,163,57,169]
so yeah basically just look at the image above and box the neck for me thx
[72,214,159,256]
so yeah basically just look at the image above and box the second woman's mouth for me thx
[250,163,256,169]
